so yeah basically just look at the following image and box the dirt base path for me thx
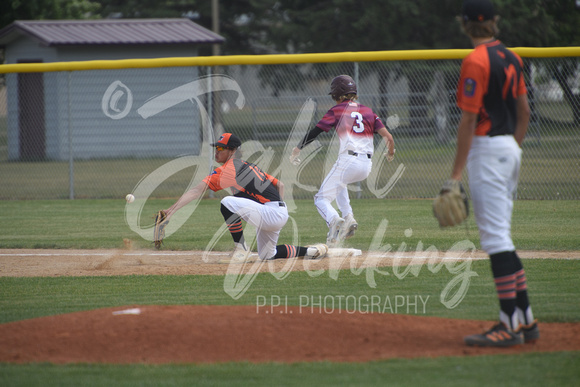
[1,249,579,364]
[1,248,579,277]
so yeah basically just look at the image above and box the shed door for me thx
[18,60,45,161]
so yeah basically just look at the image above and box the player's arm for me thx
[164,180,209,219]
[450,110,478,181]
[377,127,395,158]
[275,180,285,200]
[291,126,325,162]
[514,93,530,146]
[265,173,284,199]
[296,126,324,150]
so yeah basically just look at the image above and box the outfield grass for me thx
[1,352,579,387]
[1,199,579,251]
[1,198,579,386]
[0,121,578,200]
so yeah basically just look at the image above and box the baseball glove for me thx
[153,210,168,249]
[433,180,469,227]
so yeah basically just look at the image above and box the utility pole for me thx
[212,0,220,56]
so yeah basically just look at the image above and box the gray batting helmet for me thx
[329,75,357,98]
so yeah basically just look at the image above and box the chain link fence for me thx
[0,50,578,201]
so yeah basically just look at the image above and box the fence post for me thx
[207,67,215,198]
[68,71,74,200]
[354,62,363,199]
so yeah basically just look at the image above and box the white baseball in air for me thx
[125,194,135,203]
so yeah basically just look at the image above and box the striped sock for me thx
[273,245,308,259]
[495,273,518,330]
[515,268,534,325]
[220,204,244,245]
[226,220,244,245]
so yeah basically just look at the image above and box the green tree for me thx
[1,0,100,29]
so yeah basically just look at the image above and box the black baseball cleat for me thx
[464,322,524,347]
[519,320,540,343]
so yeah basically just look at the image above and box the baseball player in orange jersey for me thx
[290,75,395,246]
[162,133,327,263]
[448,0,539,347]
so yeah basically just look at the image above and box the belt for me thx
[348,150,371,159]
[266,201,286,207]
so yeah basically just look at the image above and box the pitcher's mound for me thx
[1,305,579,364]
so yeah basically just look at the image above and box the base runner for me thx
[290,75,396,246]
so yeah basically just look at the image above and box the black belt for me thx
[348,150,371,159]
[268,201,285,207]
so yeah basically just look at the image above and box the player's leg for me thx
[464,137,523,346]
[266,244,328,260]
[503,143,538,341]
[220,202,246,251]
[254,202,291,260]
[468,137,519,258]
[220,196,266,262]
[336,158,371,240]
[512,251,539,342]
[314,160,345,244]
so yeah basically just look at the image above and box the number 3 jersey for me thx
[456,40,527,137]
[316,101,385,156]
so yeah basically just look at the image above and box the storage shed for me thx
[0,19,225,160]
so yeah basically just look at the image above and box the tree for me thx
[1,0,100,29]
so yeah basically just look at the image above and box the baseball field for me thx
[1,198,579,386]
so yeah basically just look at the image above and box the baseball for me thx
[125,194,135,203]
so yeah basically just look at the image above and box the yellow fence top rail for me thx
[1,47,579,74]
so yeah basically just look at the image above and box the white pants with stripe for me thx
[221,196,288,260]
[314,152,372,226]
[467,135,522,255]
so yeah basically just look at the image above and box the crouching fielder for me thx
[162,133,327,263]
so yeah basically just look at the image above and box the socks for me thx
[490,250,536,329]
[513,251,535,326]
[273,245,308,259]
[494,272,517,329]
[490,251,518,330]
[220,204,245,246]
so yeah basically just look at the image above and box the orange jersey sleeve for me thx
[457,46,489,115]
[202,160,237,192]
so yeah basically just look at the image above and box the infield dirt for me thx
[1,249,579,364]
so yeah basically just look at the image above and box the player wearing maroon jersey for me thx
[291,75,395,246]
[163,133,328,263]
[446,0,538,347]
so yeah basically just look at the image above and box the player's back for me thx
[484,42,524,135]
[319,101,383,155]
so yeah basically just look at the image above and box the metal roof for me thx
[0,19,225,46]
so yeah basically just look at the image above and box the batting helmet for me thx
[329,75,357,99]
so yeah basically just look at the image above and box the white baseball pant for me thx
[221,196,289,260]
[314,152,372,226]
[467,135,522,255]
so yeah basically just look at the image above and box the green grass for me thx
[0,259,579,386]
[1,198,579,386]
[1,199,579,251]
[0,121,579,200]
[1,259,579,324]
[1,352,579,387]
